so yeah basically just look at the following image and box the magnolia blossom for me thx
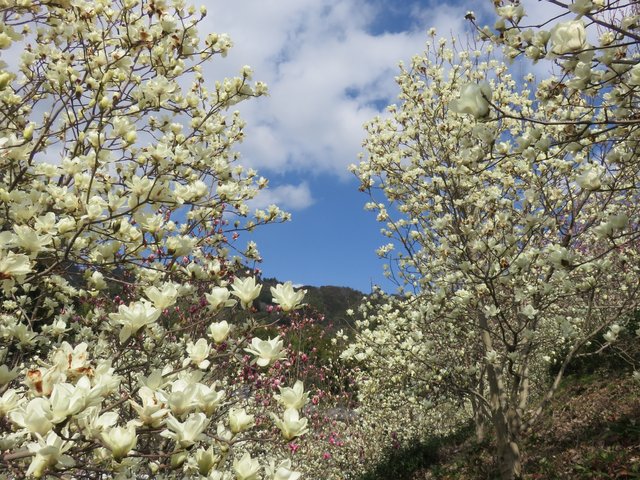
[270,282,306,312]
[26,431,74,478]
[0,364,18,385]
[208,320,231,343]
[0,251,31,279]
[205,286,237,310]
[185,338,211,369]
[145,283,179,310]
[228,408,254,434]
[550,20,587,54]
[129,387,168,427]
[603,324,622,343]
[233,452,260,480]
[265,460,302,480]
[108,300,161,343]
[193,383,225,415]
[271,408,308,440]
[101,423,137,460]
[0,389,20,417]
[9,397,54,436]
[231,276,262,309]
[274,381,308,410]
[576,166,603,190]
[195,445,220,477]
[245,336,286,367]
[156,379,198,416]
[450,82,492,119]
[51,342,91,378]
[161,413,209,447]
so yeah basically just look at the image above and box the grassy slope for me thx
[359,371,640,479]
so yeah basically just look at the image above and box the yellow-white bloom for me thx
[205,286,237,310]
[233,452,260,480]
[450,82,492,119]
[245,336,286,367]
[161,412,209,447]
[195,445,220,476]
[229,408,254,434]
[0,364,18,385]
[101,422,137,460]
[129,386,168,427]
[26,431,74,478]
[185,338,211,369]
[231,276,262,309]
[145,282,179,310]
[9,397,54,436]
[274,380,308,410]
[208,320,231,343]
[270,282,306,312]
[0,251,31,279]
[108,300,161,343]
[550,20,587,55]
[265,459,302,480]
[271,408,308,440]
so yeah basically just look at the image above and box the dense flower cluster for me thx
[347,2,640,478]
[0,0,311,477]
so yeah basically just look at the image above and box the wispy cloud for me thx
[203,0,472,179]
[249,182,314,211]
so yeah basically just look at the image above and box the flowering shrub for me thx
[0,0,312,477]
[347,2,640,478]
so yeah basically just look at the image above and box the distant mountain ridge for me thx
[258,277,365,328]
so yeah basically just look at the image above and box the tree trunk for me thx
[493,407,523,480]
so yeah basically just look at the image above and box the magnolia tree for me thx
[346,1,640,478]
[0,0,312,478]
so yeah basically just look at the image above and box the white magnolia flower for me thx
[101,422,137,460]
[26,431,74,478]
[231,276,262,309]
[185,338,211,369]
[108,300,161,343]
[450,82,492,119]
[13,225,52,257]
[205,286,237,310]
[576,165,603,190]
[568,0,596,15]
[603,324,622,343]
[234,452,260,480]
[9,397,54,436]
[145,282,179,310]
[193,383,225,415]
[129,386,168,427]
[271,408,308,440]
[51,342,91,378]
[157,379,198,416]
[550,20,587,55]
[0,251,31,279]
[245,336,286,367]
[0,364,18,385]
[208,320,231,343]
[229,408,254,434]
[496,3,524,21]
[0,388,20,416]
[274,381,308,410]
[270,282,306,312]
[265,459,302,480]
[195,445,220,476]
[161,412,209,447]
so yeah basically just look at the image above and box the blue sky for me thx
[203,0,486,292]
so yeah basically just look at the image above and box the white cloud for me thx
[249,182,314,211]
[202,0,472,177]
